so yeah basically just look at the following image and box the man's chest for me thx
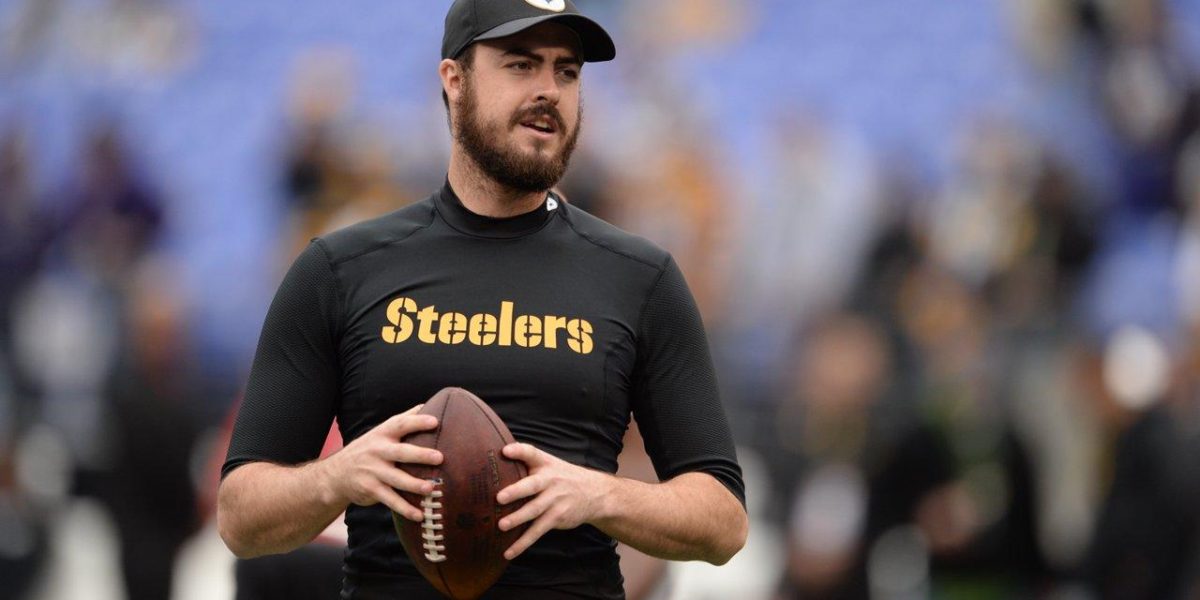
[329,239,649,448]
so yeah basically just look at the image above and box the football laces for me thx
[420,478,447,563]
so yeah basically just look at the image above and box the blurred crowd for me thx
[4,0,1200,599]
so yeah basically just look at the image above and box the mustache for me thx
[511,105,566,131]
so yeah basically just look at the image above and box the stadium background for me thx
[4,0,1200,598]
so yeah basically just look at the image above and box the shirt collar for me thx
[435,179,558,239]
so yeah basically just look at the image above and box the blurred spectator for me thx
[1077,327,1200,600]
[0,124,52,600]
[0,473,48,600]
[50,121,165,282]
[770,312,963,600]
[0,371,48,600]
[925,119,1098,324]
[98,257,203,600]
[607,124,733,321]
[894,260,1047,593]
[1088,0,1200,220]
[320,125,417,232]
[989,155,1097,325]
[281,49,358,214]
[716,115,882,454]
[8,120,166,488]
[733,115,882,332]
[1174,133,1200,330]
[0,125,51,422]
[928,120,1043,288]
[279,48,416,259]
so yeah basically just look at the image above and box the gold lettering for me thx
[468,313,498,346]
[417,306,440,344]
[382,297,417,343]
[383,298,590,353]
[514,315,542,348]
[567,319,594,354]
[543,315,566,349]
[499,301,514,347]
[438,312,468,344]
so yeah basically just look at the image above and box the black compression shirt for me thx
[223,182,745,599]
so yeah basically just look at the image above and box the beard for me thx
[453,74,581,194]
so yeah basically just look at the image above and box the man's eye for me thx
[510,62,532,71]
[559,68,579,80]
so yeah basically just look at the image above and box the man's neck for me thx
[447,150,546,218]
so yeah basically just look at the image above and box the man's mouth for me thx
[520,117,557,134]
[515,108,562,136]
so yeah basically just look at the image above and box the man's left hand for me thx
[496,442,611,560]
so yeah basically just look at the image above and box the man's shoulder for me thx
[560,203,669,273]
[315,196,437,265]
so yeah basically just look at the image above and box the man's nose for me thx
[532,67,561,105]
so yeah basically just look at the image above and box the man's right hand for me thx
[218,404,444,557]
[321,404,444,522]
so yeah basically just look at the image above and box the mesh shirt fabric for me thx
[630,257,744,506]
[224,242,342,476]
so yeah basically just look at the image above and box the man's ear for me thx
[439,58,464,105]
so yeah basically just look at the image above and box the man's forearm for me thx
[218,408,442,559]
[591,471,747,565]
[217,460,346,558]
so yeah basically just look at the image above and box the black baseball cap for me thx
[442,0,616,63]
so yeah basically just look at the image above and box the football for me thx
[392,387,529,600]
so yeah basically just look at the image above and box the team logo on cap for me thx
[523,0,566,12]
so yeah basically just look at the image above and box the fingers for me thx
[496,443,553,504]
[502,442,547,466]
[371,483,424,522]
[376,467,435,496]
[498,492,548,531]
[386,442,443,466]
[497,473,546,504]
[503,508,559,560]
[377,407,439,438]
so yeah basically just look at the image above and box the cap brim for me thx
[473,14,615,63]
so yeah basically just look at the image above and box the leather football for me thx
[392,387,529,600]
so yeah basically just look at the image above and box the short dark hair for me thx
[441,45,477,111]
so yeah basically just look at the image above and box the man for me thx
[217,1,748,598]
